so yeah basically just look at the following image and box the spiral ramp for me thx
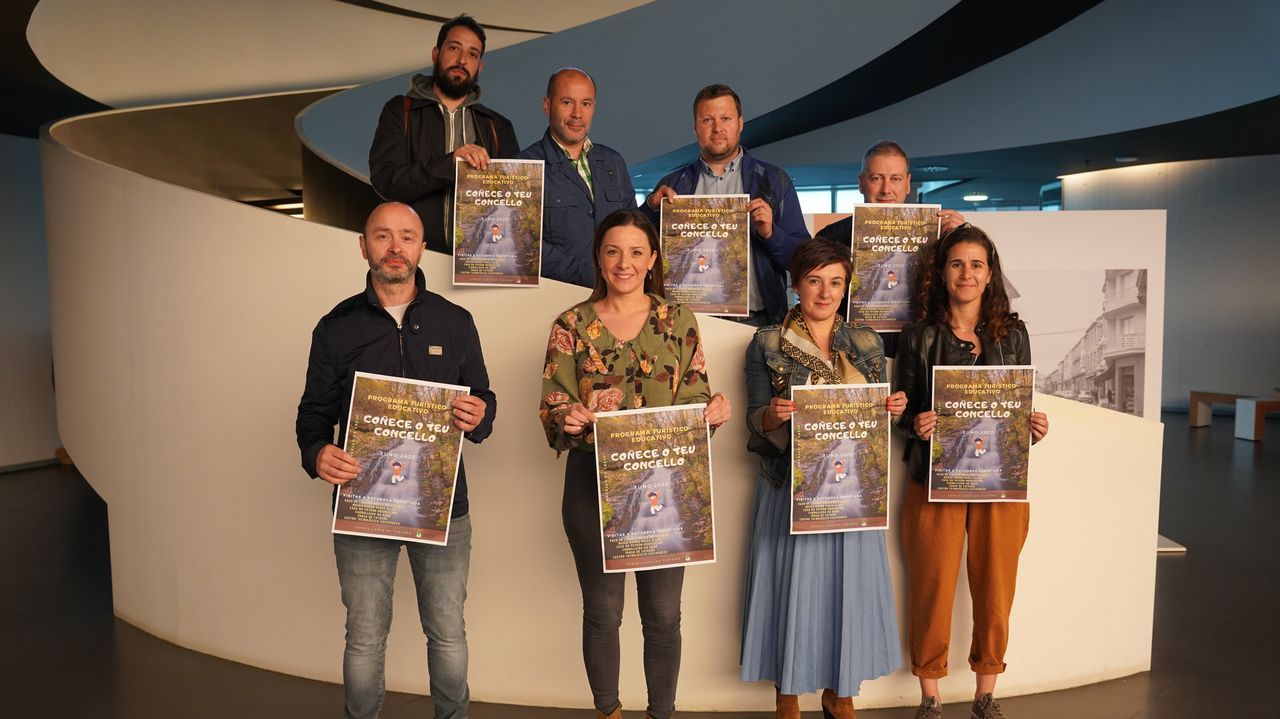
[13,0,1279,712]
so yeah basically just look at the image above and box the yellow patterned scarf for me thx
[779,307,867,386]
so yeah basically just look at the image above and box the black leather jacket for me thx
[893,320,1030,484]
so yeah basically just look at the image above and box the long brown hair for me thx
[586,209,666,303]
[913,224,1018,342]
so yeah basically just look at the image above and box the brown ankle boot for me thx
[595,706,621,719]
[776,686,800,719]
[821,688,856,719]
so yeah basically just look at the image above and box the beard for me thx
[700,140,739,164]
[369,255,415,284]
[433,60,478,100]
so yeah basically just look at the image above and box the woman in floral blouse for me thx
[539,209,731,719]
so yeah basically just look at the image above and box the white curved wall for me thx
[1064,158,1280,407]
[43,105,1162,710]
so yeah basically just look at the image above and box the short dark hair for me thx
[861,140,909,174]
[790,238,853,289]
[693,84,742,117]
[436,15,487,55]
[546,67,597,98]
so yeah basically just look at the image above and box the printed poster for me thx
[659,194,750,316]
[452,158,544,286]
[333,372,467,544]
[790,384,892,533]
[928,366,1036,502]
[593,404,716,572]
[848,203,940,331]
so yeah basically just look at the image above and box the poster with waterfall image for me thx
[659,194,750,317]
[790,383,892,533]
[928,366,1035,502]
[452,158,544,286]
[593,404,715,572]
[332,372,467,544]
[848,203,940,332]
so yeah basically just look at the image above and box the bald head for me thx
[360,202,424,285]
[544,68,596,153]
[364,202,422,238]
[546,67,596,98]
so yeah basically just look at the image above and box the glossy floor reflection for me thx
[3,412,1275,718]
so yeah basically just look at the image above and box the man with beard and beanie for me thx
[369,14,519,255]
[296,201,497,719]
[641,83,809,327]
[813,140,965,356]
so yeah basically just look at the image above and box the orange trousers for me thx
[900,480,1029,678]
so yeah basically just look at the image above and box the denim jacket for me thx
[744,322,887,489]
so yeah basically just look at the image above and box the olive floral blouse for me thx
[539,294,711,453]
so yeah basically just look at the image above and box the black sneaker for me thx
[915,696,942,719]
[970,693,1006,719]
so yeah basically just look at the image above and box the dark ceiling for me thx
[912,93,1280,209]
[637,0,1105,175]
[7,1,1279,214]
[1,0,107,136]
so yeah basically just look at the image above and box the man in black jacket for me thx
[815,140,966,356]
[369,15,519,255]
[296,202,496,719]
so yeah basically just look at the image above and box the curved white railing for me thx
[43,99,1163,710]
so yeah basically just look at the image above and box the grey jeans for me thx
[334,514,472,719]
[563,449,684,719]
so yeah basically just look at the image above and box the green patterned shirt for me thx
[555,136,595,200]
[539,294,711,453]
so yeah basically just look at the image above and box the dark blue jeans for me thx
[334,515,471,719]
[563,449,684,719]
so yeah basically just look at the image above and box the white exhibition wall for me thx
[805,210,1167,421]
[0,133,61,467]
[43,109,1163,711]
[1063,156,1280,408]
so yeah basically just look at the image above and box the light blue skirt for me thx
[739,472,901,696]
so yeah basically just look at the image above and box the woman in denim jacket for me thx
[739,240,907,719]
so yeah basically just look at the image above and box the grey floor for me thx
[3,412,1275,718]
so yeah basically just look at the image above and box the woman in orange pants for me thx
[894,225,1049,719]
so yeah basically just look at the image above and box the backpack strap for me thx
[403,96,411,137]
